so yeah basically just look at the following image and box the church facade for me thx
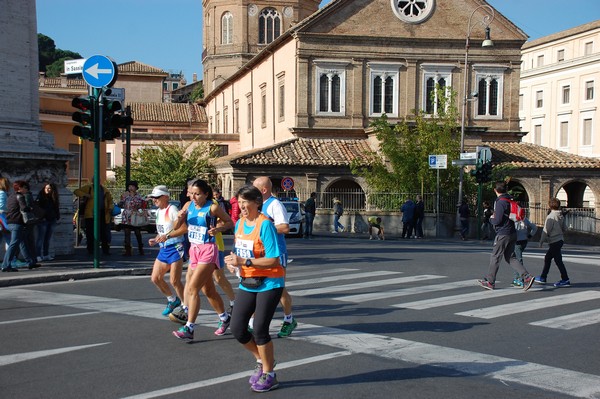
[200,0,600,231]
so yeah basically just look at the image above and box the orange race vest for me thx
[234,213,284,279]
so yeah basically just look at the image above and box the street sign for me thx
[64,58,85,75]
[428,154,447,169]
[105,87,125,108]
[281,177,294,191]
[452,159,477,166]
[476,146,492,162]
[460,152,477,160]
[83,55,117,88]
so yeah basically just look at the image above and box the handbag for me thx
[130,210,149,227]
[111,203,122,217]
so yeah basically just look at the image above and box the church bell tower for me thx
[202,0,321,96]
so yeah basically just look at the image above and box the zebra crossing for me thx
[285,266,600,331]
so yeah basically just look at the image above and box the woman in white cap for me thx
[147,185,186,318]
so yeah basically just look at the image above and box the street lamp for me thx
[456,5,495,230]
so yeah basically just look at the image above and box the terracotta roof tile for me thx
[215,137,372,167]
[213,138,600,170]
[129,102,207,123]
[117,61,168,75]
[488,142,600,168]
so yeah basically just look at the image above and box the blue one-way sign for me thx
[82,55,116,88]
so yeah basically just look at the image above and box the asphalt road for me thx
[1,236,599,398]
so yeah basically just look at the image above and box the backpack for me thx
[499,197,525,222]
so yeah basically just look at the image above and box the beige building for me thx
[519,20,600,207]
[520,20,600,158]
[203,0,527,194]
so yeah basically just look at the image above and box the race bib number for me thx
[157,224,167,235]
[188,225,208,244]
[235,238,255,259]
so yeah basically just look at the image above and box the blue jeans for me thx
[36,220,57,257]
[513,240,528,280]
[304,212,314,237]
[333,214,344,232]
[2,224,35,269]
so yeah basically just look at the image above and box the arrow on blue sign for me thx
[82,55,116,88]
[429,155,437,166]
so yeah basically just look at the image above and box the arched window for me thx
[221,12,233,44]
[258,8,281,44]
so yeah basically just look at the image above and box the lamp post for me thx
[456,5,495,231]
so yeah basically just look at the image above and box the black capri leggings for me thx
[231,287,283,346]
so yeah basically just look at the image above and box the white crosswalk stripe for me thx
[456,291,600,319]
[285,270,400,287]
[392,286,525,310]
[334,280,472,303]
[529,308,600,330]
[289,274,446,297]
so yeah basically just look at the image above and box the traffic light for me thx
[101,99,132,141]
[481,161,492,183]
[72,96,94,140]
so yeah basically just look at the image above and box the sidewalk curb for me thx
[0,266,153,288]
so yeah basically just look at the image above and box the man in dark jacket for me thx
[478,181,535,291]
[304,192,316,239]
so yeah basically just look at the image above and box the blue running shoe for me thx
[162,297,181,316]
[554,279,571,287]
[534,276,546,285]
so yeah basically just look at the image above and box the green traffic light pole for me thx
[92,87,102,268]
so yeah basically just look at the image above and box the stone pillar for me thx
[0,0,74,255]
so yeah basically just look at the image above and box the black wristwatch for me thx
[245,258,252,267]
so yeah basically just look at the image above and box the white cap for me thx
[148,185,170,198]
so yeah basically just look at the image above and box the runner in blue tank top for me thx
[167,179,234,340]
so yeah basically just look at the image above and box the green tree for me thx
[189,83,204,102]
[112,141,218,188]
[38,33,83,75]
[352,88,463,197]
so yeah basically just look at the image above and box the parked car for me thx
[280,199,305,237]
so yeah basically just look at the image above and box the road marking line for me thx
[285,270,400,287]
[393,286,524,310]
[456,291,600,319]
[289,323,600,398]
[0,343,110,366]
[529,308,600,330]
[290,275,445,297]
[335,280,477,303]
[3,289,600,397]
[0,311,100,325]
[121,351,353,399]
[285,268,359,278]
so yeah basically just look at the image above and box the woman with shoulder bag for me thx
[224,185,285,393]
[0,177,10,252]
[35,182,60,261]
[1,181,41,271]
[120,181,146,256]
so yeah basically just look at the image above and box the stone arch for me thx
[322,178,365,211]
[556,179,597,208]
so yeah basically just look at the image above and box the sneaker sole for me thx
[169,313,187,325]
[172,331,193,340]
[523,278,535,291]
[477,280,494,290]
[251,382,279,392]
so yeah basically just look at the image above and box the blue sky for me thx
[36,0,600,85]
